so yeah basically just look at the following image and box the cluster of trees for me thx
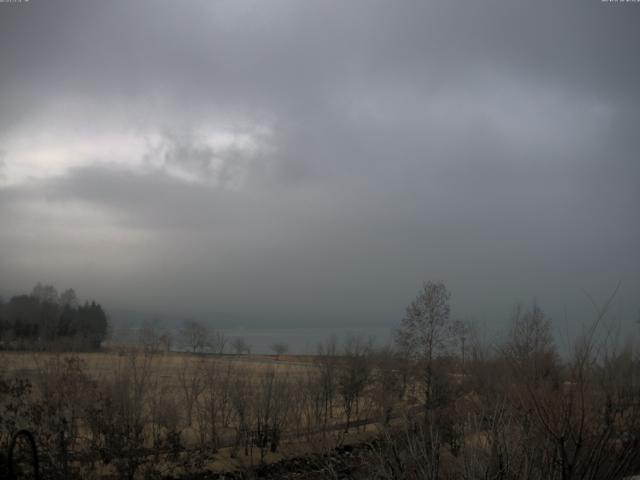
[0,284,109,350]
[137,318,252,355]
[377,281,640,480]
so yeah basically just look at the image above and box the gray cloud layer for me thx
[0,0,638,333]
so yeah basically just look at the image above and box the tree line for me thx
[0,283,109,350]
[137,318,253,355]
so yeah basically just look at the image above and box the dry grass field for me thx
[0,348,394,478]
[0,350,315,383]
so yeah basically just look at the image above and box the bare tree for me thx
[316,336,338,431]
[180,319,210,354]
[229,367,253,457]
[504,302,558,382]
[370,413,442,480]
[232,337,251,355]
[138,318,163,354]
[493,286,640,480]
[395,281,452,413]
[177,357,204,427]
[270,342,289,360]
[371,346,403,424]
[84,352,156,480]
[252,367,291,462]
[338,335,372,432]
[209,329,227,354]
[159,331,173,353]
[196,359,233,451]
[451,318,473,376]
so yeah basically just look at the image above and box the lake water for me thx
[110,325,395,354]
[220,326,395,354]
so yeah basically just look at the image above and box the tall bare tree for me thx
[395,281,452,413]
[338,335,372,432]
[177,357,204,427]
[316,336,338,431]
[504,302,558,382]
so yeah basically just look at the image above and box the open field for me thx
[0,350,317,382]
[0,348,403,479]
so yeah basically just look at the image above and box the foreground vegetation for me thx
[1,282,639,479]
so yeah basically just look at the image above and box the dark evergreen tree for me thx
[0,284,109,350]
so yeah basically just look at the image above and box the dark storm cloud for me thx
[0,0,638,332]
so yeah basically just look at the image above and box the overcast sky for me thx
[0,0,638,335]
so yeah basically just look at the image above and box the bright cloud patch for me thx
[143,125,273,187]
[0,121,273,189]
